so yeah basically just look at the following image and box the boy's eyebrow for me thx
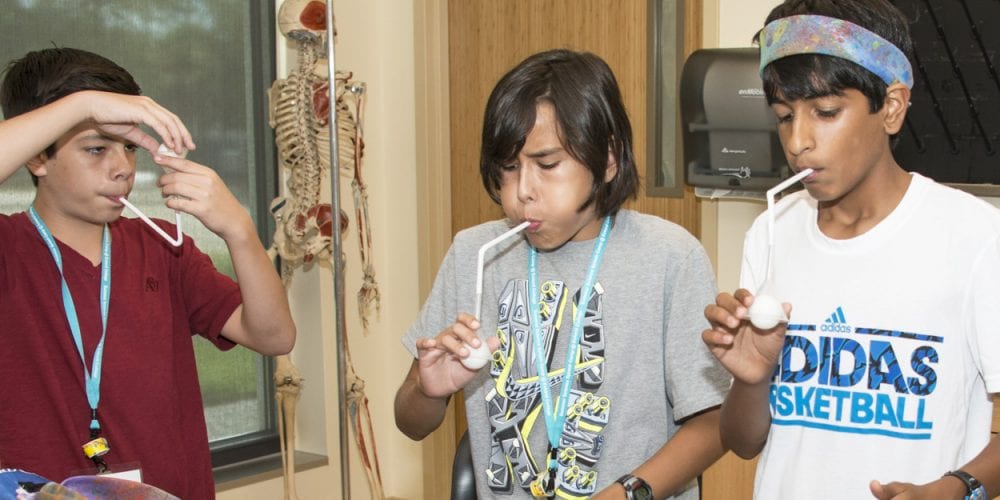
[78,131,138,146]
[769,97,789,105]
[523,147,563,159]
[76,131,116,142]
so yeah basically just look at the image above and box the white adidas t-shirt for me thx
[742,173,1000,499]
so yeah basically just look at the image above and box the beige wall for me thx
[217,0,430,498]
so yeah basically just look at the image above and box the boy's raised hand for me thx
[153,154,253,243]
[413,313,498,399]
[702,289,790,385]
[0,90,195,185]
[77,90,195,156]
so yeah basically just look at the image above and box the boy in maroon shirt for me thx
[0,47,296,498]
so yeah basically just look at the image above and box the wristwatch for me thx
[616,473,653,500]
[943,470,986,500]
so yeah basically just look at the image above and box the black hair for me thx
[754,0,913,112]
[0,47,141,179]
[479,49,638,217]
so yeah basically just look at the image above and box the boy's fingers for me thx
[143,101,194,152]
[705,304,742,329]
[702,328,733,347]
[456,312,480,327]
[128,131,163,156]
[153,154,187,169]
[733,288,755,306]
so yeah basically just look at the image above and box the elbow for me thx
[275,325,297,355]
[722,433,766,459]
[731,445,764,460]
[280,324,297,354]
[395,420,430,442]
[261,324,297,356]
[393,394,431,441]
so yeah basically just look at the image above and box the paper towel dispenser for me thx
[680,47,788,191]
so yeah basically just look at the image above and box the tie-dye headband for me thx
[759,14,914,88]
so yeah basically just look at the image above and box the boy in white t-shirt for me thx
[703,1,1000,499]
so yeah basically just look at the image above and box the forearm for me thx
[956,433,1000,498]
[394,363,451,441]
[720,378,772,458]
[0,93,91,182]
[627,408,725,499]
[224,217,295,355]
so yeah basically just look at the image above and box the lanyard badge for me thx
[529,462,556,498]
[527,215,611,496]
[28,206,112,471]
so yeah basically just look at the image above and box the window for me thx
[0,0,280,467]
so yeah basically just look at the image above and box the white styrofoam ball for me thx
[157,143,187,159]
[748,294,786,330]
[460,342,491,370]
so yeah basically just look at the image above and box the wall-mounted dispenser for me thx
[680,47,787,191]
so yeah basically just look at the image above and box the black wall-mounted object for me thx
[680,47,786,191]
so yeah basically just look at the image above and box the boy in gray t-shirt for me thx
[395,49,729,499]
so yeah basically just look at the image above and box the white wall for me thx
[217,1,423,498]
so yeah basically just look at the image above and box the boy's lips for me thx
[795,168,818,182]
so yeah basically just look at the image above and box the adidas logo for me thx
[820,306,852,333]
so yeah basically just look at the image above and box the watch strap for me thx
[944,470,986,500]
[616,473,653,500]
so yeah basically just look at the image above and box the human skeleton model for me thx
[267,1,384,498]
[268,9,381,329]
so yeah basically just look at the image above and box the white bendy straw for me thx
[749,168,814,330]
[119,144,186,247]
[474,221,531,320]
[119,198,183,247]
[764,168,814,281]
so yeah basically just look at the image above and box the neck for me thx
[573,213,614,243]
[31,199,106,265]
[817,165,911,239]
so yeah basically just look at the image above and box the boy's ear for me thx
[882,83,911,135]
[604,145,618,183]
[24,153,49,178]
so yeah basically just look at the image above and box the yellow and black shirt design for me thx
[484,278,610,498]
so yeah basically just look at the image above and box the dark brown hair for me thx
[479,49,638,216]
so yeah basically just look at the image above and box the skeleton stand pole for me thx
[324,1,351,499]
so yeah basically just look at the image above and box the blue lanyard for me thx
[527,215,611,464]
[28,206,111,435]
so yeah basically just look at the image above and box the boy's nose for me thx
[785,119,815,157]
[108,147,136,181]
[516,165,537,203]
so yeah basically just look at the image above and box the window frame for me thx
[207,0,283,469]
